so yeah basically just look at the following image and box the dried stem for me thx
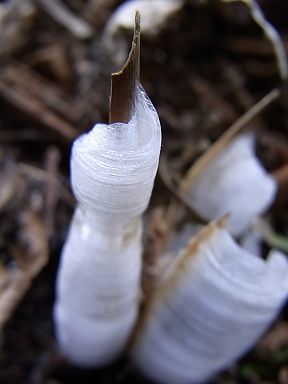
[36,0,93,39]
[180,88,280,192]
[0,80,77,141]
[109,11,140,124]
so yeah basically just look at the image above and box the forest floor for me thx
[0,0,288,383]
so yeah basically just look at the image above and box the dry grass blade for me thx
[180,88,280,192]
[0,1,36,57]
[0,79,77,141]
[109,11,140,124]
[189,75,237,123]
[1,64,79,123]
[82,0,119,27]
[36,0,93,39]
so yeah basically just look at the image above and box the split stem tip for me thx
[109,11,141,124]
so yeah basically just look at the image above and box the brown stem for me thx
[109,11,140,124]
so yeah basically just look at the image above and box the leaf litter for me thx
[0,0,288,383]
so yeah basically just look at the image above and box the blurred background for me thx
[0,0,288,383]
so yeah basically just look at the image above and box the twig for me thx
[0,80,77,141]
[0,64,79,123]
[219,59,257,110]
[36,0,93,39]
[82,0,119,28]
[189,75,237,122]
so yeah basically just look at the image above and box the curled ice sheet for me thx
[71,86,161,220]
[184,133,277,236]
[54,84,161,367]
[133,222,288,384]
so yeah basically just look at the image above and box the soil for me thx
[0,1,287,383]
